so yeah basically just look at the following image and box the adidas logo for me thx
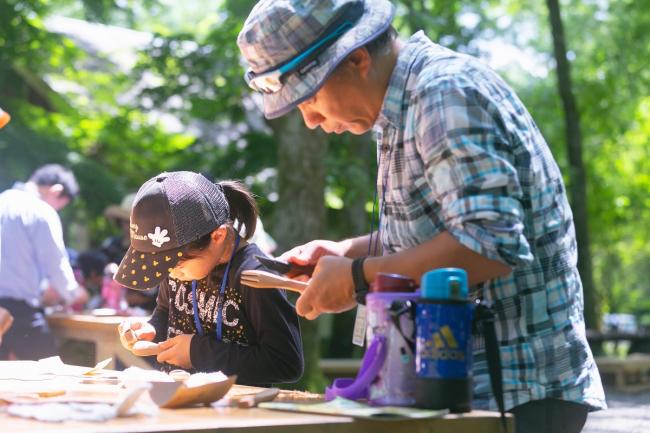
[432,325,458,349]
[419,325,466,361]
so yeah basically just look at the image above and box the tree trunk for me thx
[341,133,375,237]
[268,111,328,391]
[546,0,598,329]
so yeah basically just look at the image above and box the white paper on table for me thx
[38,356,111,377]
[121,366,175,387]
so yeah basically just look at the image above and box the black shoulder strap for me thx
[475,300,509,433]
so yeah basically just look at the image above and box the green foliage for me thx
[498,0,650,318]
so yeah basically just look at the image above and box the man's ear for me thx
[49,184,65,197]
[342,47,372,79]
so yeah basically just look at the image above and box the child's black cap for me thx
[115,171,229,290]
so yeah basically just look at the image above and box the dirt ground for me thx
[583,388,650,433]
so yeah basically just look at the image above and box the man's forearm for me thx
[339,233,379,258]
[363,231,511,287]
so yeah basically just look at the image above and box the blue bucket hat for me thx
[237,0,395,119]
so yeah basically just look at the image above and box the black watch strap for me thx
[351,257,369,305]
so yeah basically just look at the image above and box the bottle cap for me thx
[370,272,417,293]
[421,268,468,300]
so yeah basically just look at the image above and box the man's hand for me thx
[296,255,357,320]
[118,319,156,350]
[40,286,63,307]
[69,286,89,311]
[157,334,193,369]
[279,240,348,280]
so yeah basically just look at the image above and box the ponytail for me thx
[219,180,258,240]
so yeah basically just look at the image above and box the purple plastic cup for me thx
[365,291,420,406]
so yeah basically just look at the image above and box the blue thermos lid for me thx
[421,268,468,300]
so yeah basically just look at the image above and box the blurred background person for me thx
[101,193,134,264]
[0,164,88,360]
[74,249,110,310]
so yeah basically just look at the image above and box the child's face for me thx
[168,227,229,281]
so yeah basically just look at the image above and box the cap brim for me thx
[260,0,395,119]
[115,245,182,290]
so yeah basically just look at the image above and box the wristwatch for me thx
[351,257,369,305]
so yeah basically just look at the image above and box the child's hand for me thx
[156,334,193,369]
[118,319,156,350]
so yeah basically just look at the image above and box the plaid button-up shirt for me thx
[374,31,606,411]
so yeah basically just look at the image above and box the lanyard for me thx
[368,137,394,256]
[191,232,241,341]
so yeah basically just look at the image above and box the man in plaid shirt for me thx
[238,1,606,431]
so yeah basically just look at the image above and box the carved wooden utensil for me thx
[240,270,308,294]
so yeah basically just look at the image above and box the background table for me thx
[46,313,151,370]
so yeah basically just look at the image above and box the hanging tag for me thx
[352,304,367,347]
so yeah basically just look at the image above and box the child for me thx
[116,171,303,385]
[75,249,110,310]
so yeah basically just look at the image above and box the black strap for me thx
[475,300,508,433]
[351,257,369,305]
[388,300,416,353]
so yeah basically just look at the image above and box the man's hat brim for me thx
[259,1,395,119]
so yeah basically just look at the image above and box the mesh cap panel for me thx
[164,172,230,245]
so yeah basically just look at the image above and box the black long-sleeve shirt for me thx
[148,243,303,386]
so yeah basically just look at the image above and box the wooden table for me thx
[46,313,152,370]
[2,404,511,433]
[0,359,512,433]
[37,319,514,432]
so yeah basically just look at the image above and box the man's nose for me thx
[298,104,324,130]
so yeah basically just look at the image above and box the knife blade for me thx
[255,255,314,277]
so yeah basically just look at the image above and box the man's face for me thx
[297,49,378,135]
[40,186,71,211]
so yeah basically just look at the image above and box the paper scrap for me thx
[84,358,113,376]
[259,397,449,420]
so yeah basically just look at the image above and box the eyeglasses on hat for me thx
[245,1,364,94]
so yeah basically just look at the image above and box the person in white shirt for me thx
[0,164,88,360]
